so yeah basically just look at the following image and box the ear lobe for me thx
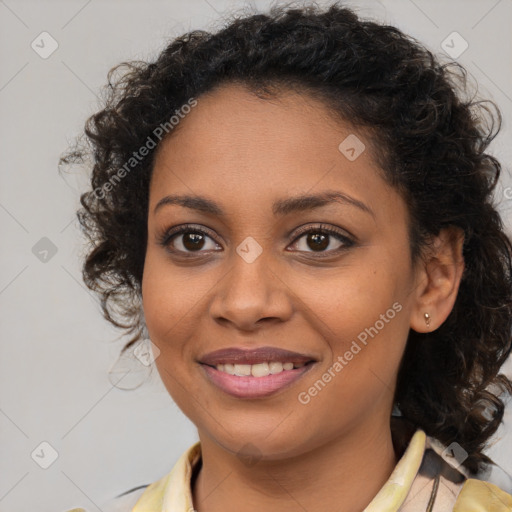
[410,226,465,333]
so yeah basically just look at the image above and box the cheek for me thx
[141,252,215,393]
[141,250,204,341]
[297,298,408,436]
[296,265,410,399]
[141,252,189,368]
[141,265,173,341]
[296,262,407,344]
[141,259,204,419]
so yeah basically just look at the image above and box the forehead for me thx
[149,83,399,220]
[154,82,364,162]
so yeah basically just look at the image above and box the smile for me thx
[200,361,316,399]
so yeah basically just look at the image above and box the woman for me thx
[63,1,512,510]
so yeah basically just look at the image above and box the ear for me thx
[410,226,465,333]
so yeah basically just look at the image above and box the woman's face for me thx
[142,83,421,460]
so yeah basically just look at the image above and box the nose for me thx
[208,248,293,331]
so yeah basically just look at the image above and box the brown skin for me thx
[141,83,465,512]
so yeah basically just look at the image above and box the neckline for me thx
[181,427,426,512]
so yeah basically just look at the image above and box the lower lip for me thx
[200,363,315,399]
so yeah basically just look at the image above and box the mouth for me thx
[198,346,318,399]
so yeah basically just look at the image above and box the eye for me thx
[157,224,220,255]
[289,224,354,256]
[157,223,354,257]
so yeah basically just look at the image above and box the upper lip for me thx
[198,346,317,366]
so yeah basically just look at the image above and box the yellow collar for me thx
[133,430,428,511]
[132,429,512,511]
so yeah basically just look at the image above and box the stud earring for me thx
[424,312,431,328]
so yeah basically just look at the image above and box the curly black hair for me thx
[60,1,512,475]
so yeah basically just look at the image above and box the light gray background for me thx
[1,0,511,511]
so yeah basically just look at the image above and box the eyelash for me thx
[157,223,355,258]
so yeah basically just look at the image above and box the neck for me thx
[192,418,399,512]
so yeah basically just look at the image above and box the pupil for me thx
[308,233,328,251]
[184,233,205,251]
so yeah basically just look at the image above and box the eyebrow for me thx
[154,190,375,219]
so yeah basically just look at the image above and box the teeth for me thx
[234,364,252,376]
[269,361,283,374]
[223,363,235,375]
[251,362,269,377]
[214,361,308,377]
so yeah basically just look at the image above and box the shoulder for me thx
[453,479,512,511]
[64,484,149,512]
[63,442,201,512]
[101,485,150,512]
